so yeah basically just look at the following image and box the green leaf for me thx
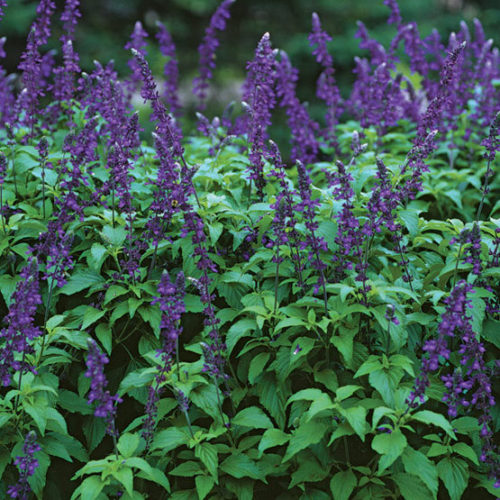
[95,323,112,355]
[220,453,263,480]
[330,469,357,500]
[74,475,105,500]
[104,285,128,305]
[368,369,402,407]
[232,406,273,429]
[226,318,257,355]
[371,430,407,472]
[58,389,93,415]
[170,461,204,477]
[392,473,434,500]
[248,352,270,384]
[335,385,362,402]
[101,225,127,246]
[452,442,479,465]
[287,388,329,406]
[437,457,469,500]
[401,446,438,497]
[88,243,108,273]
[60,270,105,295]
[411,410,456,439]
[117,433,140,458]
[338,406,368,441]
[195,443,218,479]
[354,356,383,378]
[331,329,357,367]
[151,427,189,452]
[399,209,419,238]
[195,475,215,500]
[482,319,500,349]
[112,467,134,496]
[81,306,106,330]
[258,429,289,457]
[283,421,328,462]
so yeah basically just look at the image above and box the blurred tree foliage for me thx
[1,0,499,141]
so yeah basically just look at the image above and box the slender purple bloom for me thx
[193,0,235,110]
[275,51,319,164]
[242,32,276,200]
[142,271,185,447]
[124,21,149,100]
[296,160,329,312]
[156,22,181,116]
[0,258,42,386]
[0,1,7,21]
[308,13,341,146]
[85,338,122,436]
[7,431,40,500]
[52,0,81,105]
[384,0,402,27]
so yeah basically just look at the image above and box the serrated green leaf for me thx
[452,442,479,465]
[232,406,273,429]
[401,446,438,497]
[195,475,215,500]
[283,421,328,462]
[392,473,433,500]
[220,453,263,480]
[258,429,289,457]
[248,352,270,384]
[117,433,140,458]
[195,443,218,479]
[372,430,407,472]
[437,457,469,500]
[330,469,357,500]
[60,270,105,295]
[412,410,456,439]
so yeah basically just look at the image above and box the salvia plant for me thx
[0,0,498,498]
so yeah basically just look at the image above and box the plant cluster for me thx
[0,0,499,498]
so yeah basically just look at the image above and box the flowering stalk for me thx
[476,111,500,221]
[85,338,122,456]
[124,21,148,101]
[308,13,341,149]
[295,160,328,315]
[36,137,48,218]
[142,271,186,448]
[0,258,41,392]
[242,32,276,201]
[156,22,180,116]
[0,151,6,233]
[193,0,235,111]
[275,51,319,164]
[7,431,41,500]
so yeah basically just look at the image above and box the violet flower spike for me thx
[242,32,276,200]
[85,338,122,437]
[0,257,42,387]
[156,21,181,116]
[193,0,235,110]
[7,431,41,500]
[0,0,7,21]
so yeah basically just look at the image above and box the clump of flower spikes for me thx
[0,257,42,387]
[193,0,234,110]
[84,338,122,437]
[7,431,41,500]
[142,271,185,448]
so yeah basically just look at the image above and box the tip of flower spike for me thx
[130,48,140,57]
[260,32,271,44]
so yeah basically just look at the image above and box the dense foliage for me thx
[0,0,499,499]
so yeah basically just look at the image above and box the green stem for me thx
[42,160,46,219]
[476,157,492,221]
[14,351,27,414]
[38,272,58,364]
[452,242,463,288]
[0,184,5,233]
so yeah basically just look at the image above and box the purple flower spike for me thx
[156,22,181,116]
[142,271,185,447]
[7,431,41,500]
[383,0,402,27]
[125,21,149,99]
[0,1,7,21]
[193,0,235,110]
[308,13,341,148]
[275,51,319,164]
[85,338,122,437]
[0,258,42,387]
[242,32,276,200]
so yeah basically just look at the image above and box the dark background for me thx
[1,0,499,126]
